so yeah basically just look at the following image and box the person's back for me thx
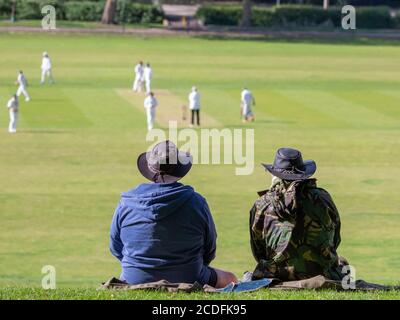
[189,90,200,110]
[249,148,347,281]
[144,94,157,109]
[144,65,152,80]
[135,63,143,75]
[42,56,51,70]
[241,89,252,105]
[111,182,216,284]
[7,96,18,110]
[110,140,237,287]
[17,72,27,87]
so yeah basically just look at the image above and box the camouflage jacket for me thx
[249,178,347,281]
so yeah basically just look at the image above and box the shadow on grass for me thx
[222,119,296,129]
[193,29,400,47]
[20,130,71,134]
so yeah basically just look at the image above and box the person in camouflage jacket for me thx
[249,148,348,281]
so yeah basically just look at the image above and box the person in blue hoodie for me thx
[110,140,238,288]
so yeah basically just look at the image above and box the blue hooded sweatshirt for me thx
[109,182,217,285]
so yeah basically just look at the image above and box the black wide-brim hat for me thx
[262,147,316,181]
[137,140,193,183]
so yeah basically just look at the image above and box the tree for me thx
[241,0,252,28]
[10,0,16,22]
[101,0,118,24]
[323,0,329,10]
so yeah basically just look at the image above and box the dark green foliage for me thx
[117,1,164,24]
[0,0,163,24]
[3,0,66,20]
[64,1,104,21]
[196,5,242,26]
[355,6,394,29]
[196,4,395,29]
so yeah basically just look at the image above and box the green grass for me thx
[0,32,400,299]
[1,287,400,300]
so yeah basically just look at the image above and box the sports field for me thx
[0,33,399,299]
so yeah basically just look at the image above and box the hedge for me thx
[117,1,164,24]
[64,2,104,21]
[4,0,66,20]
[196,5,396,29]
[0,0,164,24]
[355,6,394,29]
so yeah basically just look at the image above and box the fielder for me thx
[188,86,200,127]
[240,87,255,122]
[41,51,54,84]
[144,92,158,131]
[7,94,19,133]
[133,61,144,92]
[16,70,30,102]
[144,63,153,93]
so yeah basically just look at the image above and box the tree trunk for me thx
[323,0,329,10]
[101,0,117,24]
[241,0,252,28]
[10,0,16,22]
[276,0,281,7]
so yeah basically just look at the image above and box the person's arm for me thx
[110,203,124,261]
[202,201,217,266]
[249,202,267,262]
[320,190,342,249]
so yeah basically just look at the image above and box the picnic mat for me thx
[99,275,399,293]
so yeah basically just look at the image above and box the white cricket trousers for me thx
[146,107,156,131]
[41,68,54,84]
[242,103,253,118]
[17,85,30,101]
[133,75,143,92]
[145,80,151,93]
[9,110,18,133]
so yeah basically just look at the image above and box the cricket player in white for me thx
[41,51,54,84]
[133,61,144,92]
[188,86,200,127]
[144,92,158,131]
[241,87,255,122]
[16,70,30,102]
[144,63,153,94]
[7,94,19,133]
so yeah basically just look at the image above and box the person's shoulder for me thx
[188,190,212,212]
[253,190,272,211]
[190,189,206,204]
[304,180,335,204]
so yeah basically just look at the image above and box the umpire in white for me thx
[188,86,200,127]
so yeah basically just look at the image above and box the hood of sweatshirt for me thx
[120,182,195,221]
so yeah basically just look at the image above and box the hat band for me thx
[273,166,306,175]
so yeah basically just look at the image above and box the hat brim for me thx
[137,151,193,183]
[262,160,316,181]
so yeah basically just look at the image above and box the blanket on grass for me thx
[99,275,399,293]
